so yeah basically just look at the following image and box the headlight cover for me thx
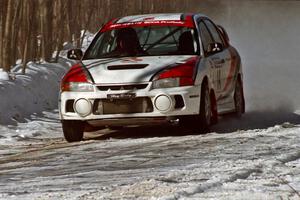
[61,63,94,92]
[151,57,198,89]
[65,82,94,92]
[152,78,180,89]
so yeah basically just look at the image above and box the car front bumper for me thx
[59,83,201,126]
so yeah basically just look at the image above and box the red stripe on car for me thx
[100,19,195,32]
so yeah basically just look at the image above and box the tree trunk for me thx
[39,0,53,62]
[2,0,14,72]
[22,1,30,74]
[54,0,65,62]
[11,0,22,62]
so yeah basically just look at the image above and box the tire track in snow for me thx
[276,151,300,165]
[268,169,300,199]
[164,151,300,199]
[163,165,263,200]
[272,151,300,198]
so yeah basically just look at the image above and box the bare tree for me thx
[2,0,14,72]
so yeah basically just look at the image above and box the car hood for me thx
[82,56,196,84]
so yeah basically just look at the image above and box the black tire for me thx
[198,81,212,132]
[181,81,212,133]
[62,120,84,142]
[210,92,218,125]
[234,79,245,117]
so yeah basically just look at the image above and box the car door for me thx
[203,19,233,99]
[198,20,224,99]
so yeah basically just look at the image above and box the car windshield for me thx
[83,25,199,59]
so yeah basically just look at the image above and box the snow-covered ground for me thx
[0,111,299,200]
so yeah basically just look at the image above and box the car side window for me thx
[204,19,225,47]
[198,21,214,54]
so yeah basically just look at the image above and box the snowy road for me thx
[0,111,300,200]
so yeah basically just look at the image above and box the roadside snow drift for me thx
[0,60,70,125]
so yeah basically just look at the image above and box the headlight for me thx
[151,57,198,89]
[61,63,94,92]
[64,82,94,92]
[152,78,180,89]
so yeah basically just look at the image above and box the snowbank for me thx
[80,30,95,51]
[0,58,73,125]
[0,69,9,81]
[0,30,94,125]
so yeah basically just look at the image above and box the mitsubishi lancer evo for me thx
[59,13,245,142]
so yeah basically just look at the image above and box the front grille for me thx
[97,84,148,91]
[93,97,153,115]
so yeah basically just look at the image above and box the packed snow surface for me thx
[0,110,299,200]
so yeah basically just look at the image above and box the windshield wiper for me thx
[145,27,183,51]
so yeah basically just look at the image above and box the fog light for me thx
[154,95,172,112]
[74,98,92,117]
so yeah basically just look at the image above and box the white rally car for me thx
[59,13,245,142]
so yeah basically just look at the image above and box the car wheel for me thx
[234,79,245,117]
[198,81,212,132]
[210,92,218,125]
[62,120,84,142]
[180,82,212,133]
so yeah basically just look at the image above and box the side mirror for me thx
[207,42,223,55]
[67,49,83,60]
[217,25,230,45]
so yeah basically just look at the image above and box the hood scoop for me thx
[107,64,148,70]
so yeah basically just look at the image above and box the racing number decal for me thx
[223,47,238,92]
[210,58,222,91]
